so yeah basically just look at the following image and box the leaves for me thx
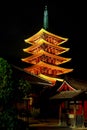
[18,79,31,97]
[0,58,14,105]
[0,108,17,128]
[0,57,31,128]
[0,58,17,128]
[0,57,13,88]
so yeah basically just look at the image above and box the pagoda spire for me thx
[43,5,48,30]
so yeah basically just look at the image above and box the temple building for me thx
[21,6,73,86]
[50,77,87,127]
[16,5,87,128]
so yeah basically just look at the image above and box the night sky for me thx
[0,1,87,81]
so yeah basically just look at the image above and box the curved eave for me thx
[21,50,71,65]
[40,39,68,47]
[24,28,68,44]
[24,29,43,43]
[41,28,68,42]
[38,74,64,85]
[12,64,52,86]
[23,39,70,54]
[24,61,73,75]
[23,47,70,55]
[23,69,52,86]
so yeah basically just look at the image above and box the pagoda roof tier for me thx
[23,61,73,76]
[23,39,70,55]
[21,50,71,65]
[12,65,52,86]
[38,74,64,85]
[24,28,68,46]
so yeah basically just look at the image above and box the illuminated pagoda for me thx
[22,6,73,86]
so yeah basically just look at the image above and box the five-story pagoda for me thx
[21,6,73,86]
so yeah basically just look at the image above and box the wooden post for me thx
[82,100,84,128]
[58,103,62,126]
[73,101,76,127]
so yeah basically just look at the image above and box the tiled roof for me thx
[64,76,87,91]
[11,64,52,86]
[50,90,82,100]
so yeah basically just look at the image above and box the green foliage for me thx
[30,108,40,118]
[0,108,28,129]
[0,57,13,88]
[0,108,17,129]
[0,57,31,129]
[0,58,16,129]
[0,58,14,105]
[18,79,31,97]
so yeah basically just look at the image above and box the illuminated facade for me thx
[22,28,73,86]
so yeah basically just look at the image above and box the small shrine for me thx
[50,77,87,127]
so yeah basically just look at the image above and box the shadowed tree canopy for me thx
[0,57,31,129]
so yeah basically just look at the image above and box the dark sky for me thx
[0,1,87,80]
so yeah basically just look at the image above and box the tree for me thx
[18,78,31,98]
[0,57,31,129]
[0,57,13,105]
[0,57,17,129]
